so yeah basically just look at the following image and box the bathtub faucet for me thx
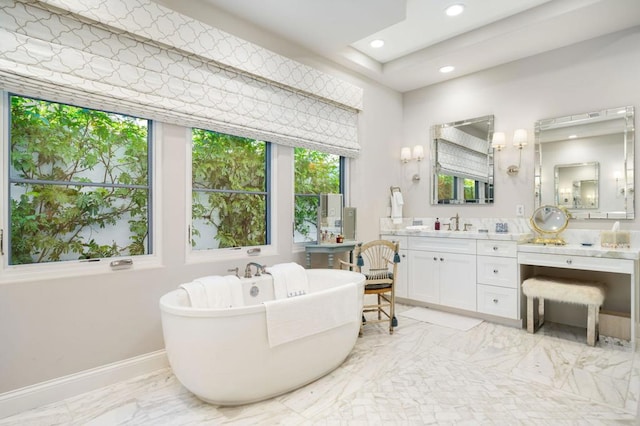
[244,262,266,278]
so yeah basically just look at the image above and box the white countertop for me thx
[381,229,531,242]
[518,243,640,260]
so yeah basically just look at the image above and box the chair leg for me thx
[587,304,598,346]
[390,290,396,333]
[526,296,535,333]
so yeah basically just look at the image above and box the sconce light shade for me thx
[513,129,528,148]
[491,132,506,150]
[412,145,425,161]
[400,147,412,163]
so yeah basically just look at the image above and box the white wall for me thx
[402,26,640,230]
[0,5,403,394]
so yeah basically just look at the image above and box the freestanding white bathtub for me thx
[159,268,365,405]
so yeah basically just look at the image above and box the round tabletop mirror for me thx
[530,205,569,245]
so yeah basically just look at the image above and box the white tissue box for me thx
[600,231,630,248]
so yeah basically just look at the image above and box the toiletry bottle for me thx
[435,218,440,230]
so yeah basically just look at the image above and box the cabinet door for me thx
[408,250,439,303]
[395,249,408,298]
[439,253,477,312]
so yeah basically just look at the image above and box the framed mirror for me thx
[535,106,634,219]
[554,162,599,209]
[530,205,569,245]
[431,115,494,205]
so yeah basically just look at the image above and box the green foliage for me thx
[191,129,267,248]
[293,148,340,241]
[438,174,454,201]
[9,95,150,264]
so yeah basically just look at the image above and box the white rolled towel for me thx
[178,281,207,308]
[265,262,309,299]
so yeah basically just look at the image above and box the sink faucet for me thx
[450,213,460,231]
[244,262,266,278]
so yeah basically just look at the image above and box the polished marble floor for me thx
[2,306,640,425]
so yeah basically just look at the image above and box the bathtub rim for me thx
[159,268,365,318]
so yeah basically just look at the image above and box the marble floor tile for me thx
[1,305,638,425]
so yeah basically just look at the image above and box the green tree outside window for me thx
[191,129,269,249]
[9,95,151,265]
[294,148,341,243]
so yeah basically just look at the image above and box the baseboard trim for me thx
[0,350,168,420]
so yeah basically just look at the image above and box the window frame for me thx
[0,92,162,282]
[186,128,275,263]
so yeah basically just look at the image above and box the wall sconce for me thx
[400,145,424,182]
[491,132,506,151]
[491,129,527,176]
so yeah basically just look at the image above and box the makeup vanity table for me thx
[518,243,638,347]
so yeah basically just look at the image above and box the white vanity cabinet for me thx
[380,234,408,298]
[408,237,477,312]
[476,240,519,319]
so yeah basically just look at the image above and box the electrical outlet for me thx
[516,204,525,217]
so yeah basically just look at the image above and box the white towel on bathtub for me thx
[263,281,359,348]
[178,281,208,308]
[196,275,243,308]
[180,275,242,308]
[265,262,309,299]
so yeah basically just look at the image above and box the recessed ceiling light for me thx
[445,4,465,17]
[439,65,455,73]
[370,39,384,48]
[568,134,578,139]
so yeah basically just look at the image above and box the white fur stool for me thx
[522,276,606,346]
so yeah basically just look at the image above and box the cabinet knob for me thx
[493,269,499,274]
[493,298,499,303]
[566,259,572,265]
[439,257,444,261]
[402,254,406,258]
[433,257,438,261]
[493,246,498,251]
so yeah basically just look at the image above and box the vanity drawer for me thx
[476,240,517,257]
[408,236,476,254]
[477,284,518,319]
[518,252,635,274]
[477,256,518,288]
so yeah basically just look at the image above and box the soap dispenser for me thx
[435,218,440,230]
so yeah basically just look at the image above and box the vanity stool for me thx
[522,276,606,346]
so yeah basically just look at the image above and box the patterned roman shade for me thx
[436,126,490,182]
[0,0,363,157]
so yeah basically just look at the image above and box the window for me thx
[191,129,270,250]
[7,94,152,265]
[294,148,343,243]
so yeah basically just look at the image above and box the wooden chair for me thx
[340,240,400,335]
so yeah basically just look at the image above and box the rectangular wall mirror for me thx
[535,106,635,219]
[431,115,494,205]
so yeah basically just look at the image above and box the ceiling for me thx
[198,0,640,92]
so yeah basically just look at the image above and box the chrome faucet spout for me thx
[450,213,460,231]
[244,262,266,278]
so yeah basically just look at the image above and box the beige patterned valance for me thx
[0,0,363,157]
